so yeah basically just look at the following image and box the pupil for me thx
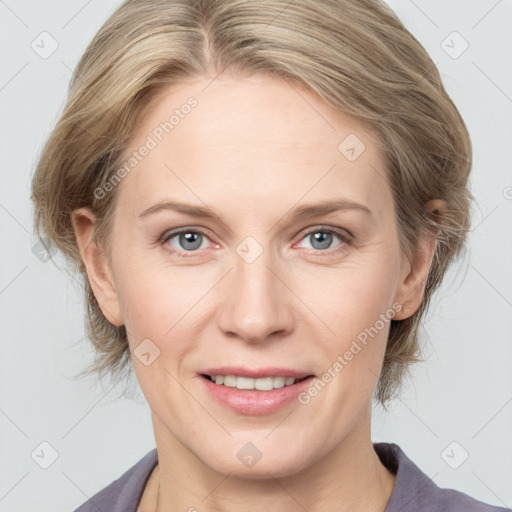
[311,231,332,250]
[180,232,202,250]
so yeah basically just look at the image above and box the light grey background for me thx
[1,1,511,511]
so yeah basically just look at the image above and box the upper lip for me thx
[200,366,314,379]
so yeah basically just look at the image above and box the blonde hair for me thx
[31,0,473,407]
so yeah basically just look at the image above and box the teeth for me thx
[211,375,300,390]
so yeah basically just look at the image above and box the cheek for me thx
[293,251,398,338]
[292,253,399,404]
[114,254,216,350]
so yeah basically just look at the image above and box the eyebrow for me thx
[137,198,373,227]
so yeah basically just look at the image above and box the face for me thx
[76,73,431,478]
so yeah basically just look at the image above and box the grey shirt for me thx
[73,442,510,512]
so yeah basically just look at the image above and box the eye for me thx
[296,226,352,254]
[161,228,214,257]
[159,225,352,259]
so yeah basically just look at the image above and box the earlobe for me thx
[71,208,124,326]
[392,200,444,321]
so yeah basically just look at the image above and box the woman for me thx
[30,0,509,511]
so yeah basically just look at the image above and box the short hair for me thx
[31,0,473,408]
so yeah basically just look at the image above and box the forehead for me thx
[117,74,390,218]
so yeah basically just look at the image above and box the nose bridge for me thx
[218,238,294,342]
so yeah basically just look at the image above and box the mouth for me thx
[199,372,317,415]
[200,373,314,391]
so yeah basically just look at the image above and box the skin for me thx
[72,73,442,512]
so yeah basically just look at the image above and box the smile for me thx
[202,374,310,391]
[200,374,316,415]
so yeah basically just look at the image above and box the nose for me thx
[216,248,296,343]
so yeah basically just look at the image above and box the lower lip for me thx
[199,375,316,416]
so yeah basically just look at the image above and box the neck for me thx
[147,405,396,512]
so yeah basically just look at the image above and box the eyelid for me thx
[296,224,353,243]
[159,227,217,254]
[160,226,212,243]
[293,225,353,254]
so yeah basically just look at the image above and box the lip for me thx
[199,366,313,379]
[198,372,316,416]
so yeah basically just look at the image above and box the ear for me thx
[71,208,123,326]
[393,199,444,321]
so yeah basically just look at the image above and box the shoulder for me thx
[374,442,510,512]
[72,448,158,512]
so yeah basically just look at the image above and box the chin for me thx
[201,444,312,480]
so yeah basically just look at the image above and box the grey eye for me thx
[298,230,345,251]
[307,231,334,250]
[169,231,206,251]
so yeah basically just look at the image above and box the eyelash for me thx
[159,226,353,259]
